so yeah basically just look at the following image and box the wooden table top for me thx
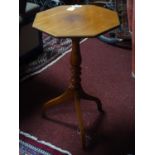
[33,5,120,37]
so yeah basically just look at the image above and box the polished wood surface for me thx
[33,5,119,37]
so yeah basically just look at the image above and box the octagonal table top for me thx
[33,5,120,37]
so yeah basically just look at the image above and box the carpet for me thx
[20,38,134,155]
[19,131,72,155]
[20,33,87,82]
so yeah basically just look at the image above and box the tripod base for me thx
[42,38,103,149]
[42,86,103,149]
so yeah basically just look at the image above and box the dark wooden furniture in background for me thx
[33,5,119,148]
[19,0,43,58]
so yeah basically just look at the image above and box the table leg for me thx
[42,37,103,149]
[80,89,104,113]
[74,91,86,149]
[70,38,103,113]
[70,38,86,148]
[42,88,73,117]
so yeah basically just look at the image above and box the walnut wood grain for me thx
[33,5,119,37]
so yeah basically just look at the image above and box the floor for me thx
[20,38,135,155]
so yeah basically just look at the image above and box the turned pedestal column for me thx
[42,38,103,148]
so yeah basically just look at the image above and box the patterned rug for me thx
[19,131,72,155]
[20,33,87,82]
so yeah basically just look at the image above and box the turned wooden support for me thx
[69,38,82,89]
[70,38,86,148]
[42,37,103,149]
